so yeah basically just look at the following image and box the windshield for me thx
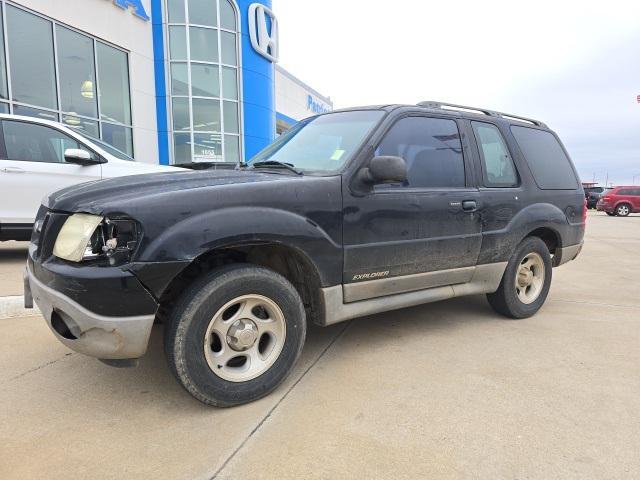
[77,132,134,161]
[249,110,385,172]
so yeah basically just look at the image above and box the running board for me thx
[319,262,507,326]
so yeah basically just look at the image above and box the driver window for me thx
[2,120,89,163]
[375,116,466,189]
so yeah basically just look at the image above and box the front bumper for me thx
[25,264,156,359]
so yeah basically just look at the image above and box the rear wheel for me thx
[615,203,631,217]
[164,264,306,406]
[487,237,552,319]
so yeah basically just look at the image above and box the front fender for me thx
[135,206,342,287]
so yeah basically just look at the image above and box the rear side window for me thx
[617,189,640,196]
[511,126,578,190]
[472,121,518,187]
[375,116,465,189]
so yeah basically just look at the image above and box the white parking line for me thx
[0,296,40,319]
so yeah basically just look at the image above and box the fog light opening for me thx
[51,310,79,340]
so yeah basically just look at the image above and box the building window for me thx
[167,0,241,165]
[0,3,134,157]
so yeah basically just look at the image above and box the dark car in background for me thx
[583,186,604,209]
[586,188,613,209]
[597,186,640,216]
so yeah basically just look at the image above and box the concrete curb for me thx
[0,296,40,319]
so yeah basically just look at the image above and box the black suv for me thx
[584,186,605,209]
[25,102,585,406]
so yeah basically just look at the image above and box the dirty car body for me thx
[25,102,585,406]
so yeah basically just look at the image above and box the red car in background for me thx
[596,186,640,216]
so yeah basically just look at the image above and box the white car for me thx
[0,114,182,241]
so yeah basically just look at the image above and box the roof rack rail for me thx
[417,100,547,128]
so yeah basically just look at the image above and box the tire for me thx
[486,237,553,319]
[615,203,631,217]
[606,212,616,217]
[164,264,306,407]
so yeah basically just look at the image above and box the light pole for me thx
[633,174,640,185]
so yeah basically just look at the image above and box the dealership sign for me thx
[111,0,150,21]
[249,3,279,62]
[307,95,330,114]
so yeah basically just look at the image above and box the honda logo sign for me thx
[248,3,279,63]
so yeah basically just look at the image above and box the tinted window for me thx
[57,26,98,119]
[0,8,8,100]
[376,116,465,188]
[101,123,133,158]
[77,132,133,161]
[96,43,132,125]
[220,0,237,30]
[6,6,57,110]
[511,126,578,190]
[472,122,518,187]
[3,121,81,163]
[188,0,217,27]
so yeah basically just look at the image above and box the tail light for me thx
[582,198,587,223]
[602,196,611,202]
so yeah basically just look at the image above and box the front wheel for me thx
[165,264,306,406]
[616,204,631,217]
[487,237,552,319]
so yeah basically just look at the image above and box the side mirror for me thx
[64,148,99,166]
[362,156,407,184]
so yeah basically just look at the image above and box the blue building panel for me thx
[151,0,280,164]
[237,0,276,159]
[151,0,170,165]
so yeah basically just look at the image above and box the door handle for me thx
[462,200,477,212]
[1,167,25,173]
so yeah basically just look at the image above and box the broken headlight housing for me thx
[53,213,140,264]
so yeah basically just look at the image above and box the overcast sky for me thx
[274,0,640,186]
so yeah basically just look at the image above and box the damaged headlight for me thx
[53,213,140,264]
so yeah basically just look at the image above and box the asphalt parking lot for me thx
[1,211,639,479]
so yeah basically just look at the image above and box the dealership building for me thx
[0,0,332,164]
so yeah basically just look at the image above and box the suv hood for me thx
[45,169,300,214]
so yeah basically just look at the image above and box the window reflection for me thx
[101,123,133,158]
[6,6,57,110]
[96,43,132,125]
[0,8,8,100]
[57,26,98,119]
[1,5,134,158]
[168,0,241,164]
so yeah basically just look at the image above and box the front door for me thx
[342,114,482,302]
[0,120,102,224]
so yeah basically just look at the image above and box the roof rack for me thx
[417,100,547,128]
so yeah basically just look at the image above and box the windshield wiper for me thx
[251,160,303,175]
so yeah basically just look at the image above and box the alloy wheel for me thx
[515,252,545,304]
[617,205,630,216]
[203,294,286,382]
